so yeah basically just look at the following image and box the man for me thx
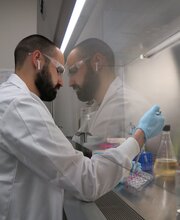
[0,34,164,220]
[66,38,150,145]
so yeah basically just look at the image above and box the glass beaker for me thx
[154,125,178,177]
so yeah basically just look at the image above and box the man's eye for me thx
[57,66,64,74]
[69,66,78,75]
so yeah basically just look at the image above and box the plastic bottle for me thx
[154,125,178,177]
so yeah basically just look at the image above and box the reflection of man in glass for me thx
[66,38,150,144]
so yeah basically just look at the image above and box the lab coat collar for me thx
[109,76,123,91]
[101,76,123,103]
[7,73,30,94]
[6,73,50,113]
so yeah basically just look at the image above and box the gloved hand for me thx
[136,105,164,140]
[131,161,142,173]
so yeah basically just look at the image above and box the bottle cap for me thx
[163,124,170,131]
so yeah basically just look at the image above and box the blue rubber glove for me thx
[136,105,164,140]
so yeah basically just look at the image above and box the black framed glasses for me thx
[67,57,90,76]
[43,54,65,76]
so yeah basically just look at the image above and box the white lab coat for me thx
[0,74,140,220]
[73,76,150,144]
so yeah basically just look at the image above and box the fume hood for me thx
[38,0,180,65]
[37,0,180,152]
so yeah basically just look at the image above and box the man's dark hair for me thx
[14,34,57,68]
[74,38,115,67]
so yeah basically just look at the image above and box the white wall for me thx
[37,0,62,41]
[0,0,37,69]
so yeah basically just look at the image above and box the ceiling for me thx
[102,0,180,65]
[38,0,180,65]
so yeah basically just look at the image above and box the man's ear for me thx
[31,50,41,70]
[91,53,104,72]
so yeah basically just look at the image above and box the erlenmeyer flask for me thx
[154,125,177,177]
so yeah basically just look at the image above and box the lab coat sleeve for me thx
[1,96,140,201]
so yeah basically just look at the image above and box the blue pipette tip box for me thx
[134,151,153,172]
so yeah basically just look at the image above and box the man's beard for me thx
[73,64,100,102]
[35,64,59,101]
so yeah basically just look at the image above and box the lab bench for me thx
[64,142,178,220]
[64,178,177,220]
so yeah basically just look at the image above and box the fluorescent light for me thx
[141,31,180,58]
[60,0,87,53]
[139,54,144,60]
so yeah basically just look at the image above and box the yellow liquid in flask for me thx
[154,158,177,177]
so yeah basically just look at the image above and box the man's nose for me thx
[68,77,74,87]
[58,76,64,87]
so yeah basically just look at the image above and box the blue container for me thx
[133,151,153,172]
[138,151,153,172]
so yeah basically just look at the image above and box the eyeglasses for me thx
[43,54,65,76]
[67,57,90,76]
